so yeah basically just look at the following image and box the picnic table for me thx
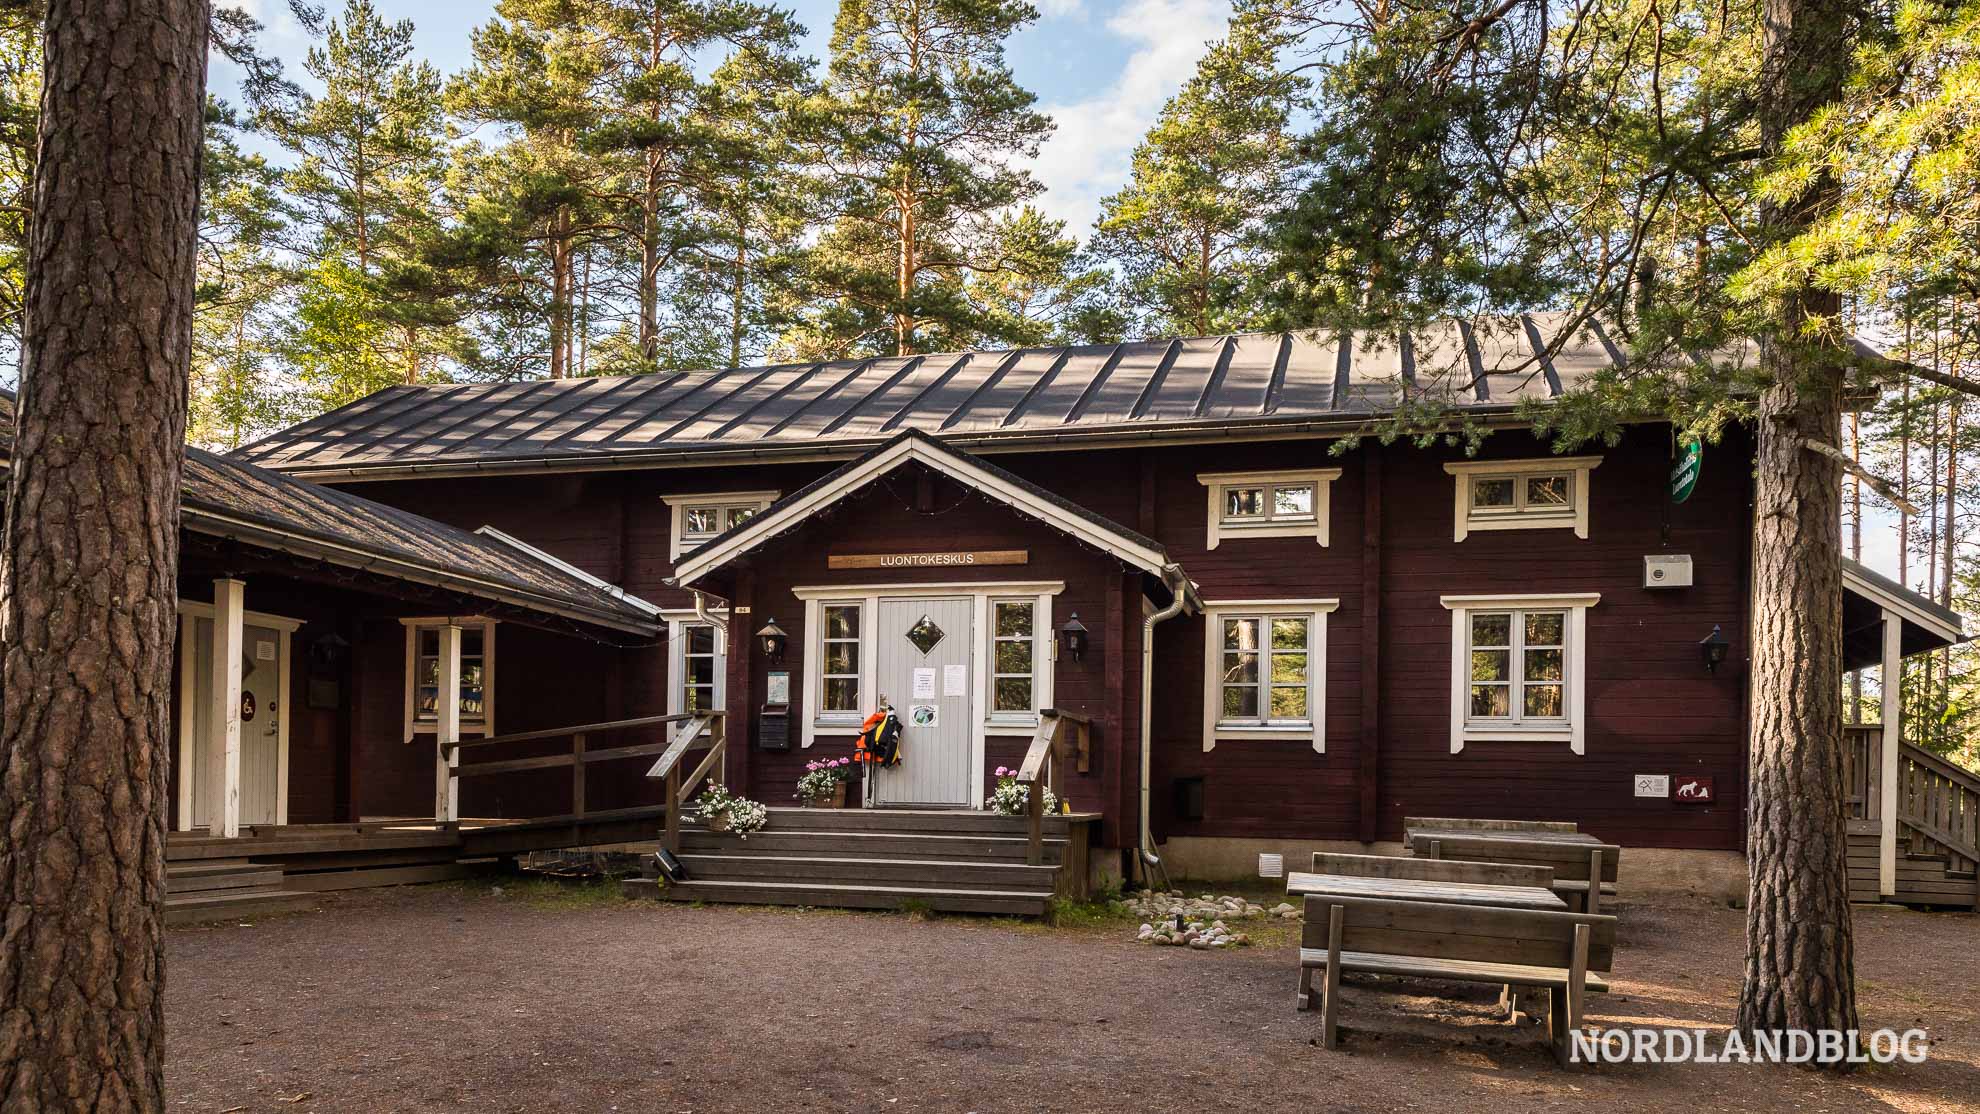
[1287,871,1568,911]
[1404,826,1603,847]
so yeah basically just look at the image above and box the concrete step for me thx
[622,876,1052,917]
[680,828,1066,863]
[164,888,317,925]
[165,862,285,895]
[676,853,1060,892]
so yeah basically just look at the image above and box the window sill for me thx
[984,714,1041,732]
[1453,725,1580,754]
[1205,723,1323,753]
[411,722,489,735]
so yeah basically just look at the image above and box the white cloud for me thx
[1036,0,1089,17]
[1029,0,1232,236]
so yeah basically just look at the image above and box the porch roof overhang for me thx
[1841,557,1965,671]
[671,429,1188,599]
[0,391,662,643]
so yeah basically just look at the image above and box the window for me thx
[819,603,863,717]
[1200,600,1337,753]
[1197,470,1342,549]
[1441,593,1598,753]
[401,618,496,739]
[1442,457,1600,541]
[664,613,727,722]
[662,490,780,558]
[990,598,1040,717]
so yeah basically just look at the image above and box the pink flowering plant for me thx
[795,756,853,803]
[984,765,1056,816]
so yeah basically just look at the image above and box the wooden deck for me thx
[1844,727,1979,910]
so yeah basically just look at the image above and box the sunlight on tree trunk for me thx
[0,0,205,1105]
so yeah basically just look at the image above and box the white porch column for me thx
[434,622,462,824]
[1879,608,1902,897]
[206,578,245,838]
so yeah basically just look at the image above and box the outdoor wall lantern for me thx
[756,618,789,663]
[1699,624,1729,674]
[1059,613,1090,663]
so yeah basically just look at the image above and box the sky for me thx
[214,0,1239,237]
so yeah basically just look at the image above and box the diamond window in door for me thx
[904,614,945,655]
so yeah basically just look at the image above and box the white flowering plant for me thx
[984,766,1057,816]
[693,783,769,837]
[795,756,852,803]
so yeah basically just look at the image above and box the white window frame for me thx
[794,580,1062,748]
[661,490,780,559]
[662,609,727,731]
[1200,599,1337,754]
[1440,593,1599,754]
[1196,470,1342,549]
[986,596,1050,727]
[401,617,496,741]
[1442,457,1600,542]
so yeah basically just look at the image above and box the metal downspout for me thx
[1139,565,1195,891]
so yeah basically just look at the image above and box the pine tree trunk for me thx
[1736,0,1861,1062]
[0,0,206,1106]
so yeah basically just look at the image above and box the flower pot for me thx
[805,783,848,808]
[706,812,731,833]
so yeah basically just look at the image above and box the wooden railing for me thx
[1844,723,1881,821]
[644,713,726,855]
[1897,743,1980,877]
[1017,709,1090,866]
[441,712,723,832]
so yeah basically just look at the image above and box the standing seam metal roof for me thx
[233,315,1762,477]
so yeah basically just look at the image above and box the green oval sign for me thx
[1671,438,1703,504]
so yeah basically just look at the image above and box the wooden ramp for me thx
[622,807,1098,918]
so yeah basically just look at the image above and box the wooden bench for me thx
[1412,833,1622,914]
[1298,895,1616,1065]
[1403,816,1579,834]
[1313,851,1556,890]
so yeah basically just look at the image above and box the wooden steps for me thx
[628,807,1093,918]
[165,860,316,925]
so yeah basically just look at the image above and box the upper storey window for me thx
[1196,469,1342,549]
[1442,457,1601,541]
[662,491,780,558]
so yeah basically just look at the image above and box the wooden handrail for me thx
[1018,712,1076,866]
[1896,741,1980,872]
[645,714,727,854]
[439,711,724,829]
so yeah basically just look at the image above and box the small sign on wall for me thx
[766,670,790,705]
[1634,774,1670,798]
[1675,775,1715,803]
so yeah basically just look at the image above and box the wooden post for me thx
[1321,903,1344,1049]
[1585,847,1602,915]
[206,578,245,838]
[571,732,587,818]
[435,622,462,824]
[1879,608,1902,897]
[664,765,682,854]
[1027,760,1044,866]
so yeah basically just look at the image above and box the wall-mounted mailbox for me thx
[758,703,790,751]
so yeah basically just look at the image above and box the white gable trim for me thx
[1843,565,1963,646]
[672,435,1170,584]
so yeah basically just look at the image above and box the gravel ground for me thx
[166,883,1980,1113]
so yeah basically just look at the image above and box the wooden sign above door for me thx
[827,549,1028,570]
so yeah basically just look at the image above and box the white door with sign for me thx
[870,597,973,808]
[189,620,285,827]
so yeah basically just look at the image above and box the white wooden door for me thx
[871,597,973,808]
[190,619,284,827]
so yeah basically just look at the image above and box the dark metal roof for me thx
[0,391,660,637]
[237,315,1721,479]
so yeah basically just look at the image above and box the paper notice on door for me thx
[255,641,276,661]
[911,667,936,699]
[943,663,966,697]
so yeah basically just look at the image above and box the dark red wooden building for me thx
[198,318,1962,899]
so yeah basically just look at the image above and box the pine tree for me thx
[191,98,294,447]
[797,0,1052,356]
[261,0,452,394]
[1092,6,1304,338]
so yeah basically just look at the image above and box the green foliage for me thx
[788,0,1055,356]
[1093,3,1305,337]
